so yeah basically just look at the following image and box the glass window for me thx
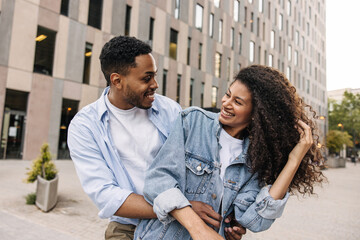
[268,54,273,67]
[287,0,291,16]
[60,0,69,16]
[83,42,92,84]
[176,74,181,103]
[149,17,154,45]
[270,30,275,48]
[169,28,178,59]
[174,0,180,19]
[234,0,239,22]
[295,50,298,66]
[195,4,203,31]
[201,82,205,108]
[162,69,167,95]
[209,13,214,37]
[250,12,254,32]
[33,26,56,76]
[249,41,255,62]
[211,86,218,108]
[214,0,220,8]
[187,37,191,65]
[219,20,223,43]
[198,43,202,70]
[88,0,102,29]
[230,28,234,49]
[295,30,299,45]
[215,52,222,78]
[238,33,242,54]
[259,0,264,12]
[189,78,194,106]
[278,13,283,30]
[287,66,291,80]
[288,45,292,61]
[125,5,131,36]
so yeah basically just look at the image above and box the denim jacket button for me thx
[196,165,202,171]
[211,193,217,199]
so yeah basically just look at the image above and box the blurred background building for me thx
[0,0,327,160]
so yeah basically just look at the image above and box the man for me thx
[68,36,244,239]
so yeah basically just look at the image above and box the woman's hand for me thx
[288,120,313,166]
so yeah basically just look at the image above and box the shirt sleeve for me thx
[143,113,191,224]
[67,115,133,219]
[233,174,289,233]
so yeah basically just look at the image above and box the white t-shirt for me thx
[105,95,162,195]
[219,128,244,180]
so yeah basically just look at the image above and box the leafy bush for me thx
[26,143,58,183]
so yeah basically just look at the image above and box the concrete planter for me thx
[327,156,346,168]
[36,174,59,212]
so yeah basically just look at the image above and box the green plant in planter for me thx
[26,143,58,183]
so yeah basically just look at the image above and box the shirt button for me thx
[196,165,202,171]
[211,193,217,199]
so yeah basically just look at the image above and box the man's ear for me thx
[110,73,123,89]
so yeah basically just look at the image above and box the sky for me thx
[326,0,360,91]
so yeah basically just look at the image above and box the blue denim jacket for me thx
[135,107,289,239]
[67,87,181,225]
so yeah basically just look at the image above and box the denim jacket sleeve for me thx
[233,173,289,233]
[143,113,191,224]
[68,116,133,219]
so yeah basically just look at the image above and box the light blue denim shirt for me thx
[135,107,289,239]
[67,87,181,225]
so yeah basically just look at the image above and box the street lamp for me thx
[337,123,346,157]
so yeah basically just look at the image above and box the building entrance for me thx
[0,89,28,159]
[1,109,26,159]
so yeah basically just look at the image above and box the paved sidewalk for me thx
[0,160,359,239]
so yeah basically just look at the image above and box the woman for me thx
[134,65,325,240]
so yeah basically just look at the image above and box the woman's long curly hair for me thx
[235,65,325,195]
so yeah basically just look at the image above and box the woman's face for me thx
[219,80,253,138]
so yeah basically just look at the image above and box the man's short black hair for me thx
[99,36,152,85]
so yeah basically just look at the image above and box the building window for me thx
[215,52,222,78]
[287,0,291,16]
[162,69,167,95]
[174,0,180,19]
[176,74,181,103]
[214,0,220,8]
[278,13,283,30]
[230,28,234,49]
[227,58,231,81]
[239,33,242,54]
[58,99,79,159]
[190,78,194,106]
[83,42,92,85]
[248,0,253,3]
[211,86,218,108]
[295,30,299,45]
[201,82,205,108]
[244,7,247,27]
[149,17,154,45]
[209,13,214,37]
[195,4,203,31]
[198,43,202,70]
[234,0,240,22]
[88,0,102,29]
[219,20,223,43]
[125,5,132,36]
[169,28,178,59]
[270,30,275,48]
[60,0,69,16]
[288,45,292,61]
[259,0,264,12]
[249,41,255,62]
[268,54,273,67]
[286,66,291,81]
[187,37,191,65]
[33,26,56,76]
[295,50,298,66]
[250,12,254,32]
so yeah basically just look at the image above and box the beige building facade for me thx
[0,0,327,160]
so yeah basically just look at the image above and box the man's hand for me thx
[224,213,246,240]
[190,201,222,229]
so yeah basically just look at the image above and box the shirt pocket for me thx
[185,154,214,194]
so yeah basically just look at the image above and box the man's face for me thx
[118,54,159,110]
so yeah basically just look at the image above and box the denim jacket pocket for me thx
[185,153,214,194]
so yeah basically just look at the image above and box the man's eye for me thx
[144,76,152,82]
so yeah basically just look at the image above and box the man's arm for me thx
[114,193,156,218]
